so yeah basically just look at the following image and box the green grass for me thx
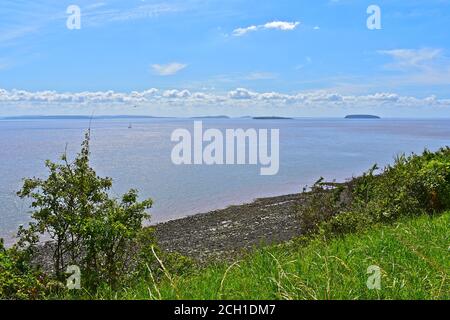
[92,212,449,300]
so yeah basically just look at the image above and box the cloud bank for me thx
[1,88,449,113]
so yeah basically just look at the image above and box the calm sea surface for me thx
[1,118,450,243]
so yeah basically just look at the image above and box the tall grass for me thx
[93,212,449,300]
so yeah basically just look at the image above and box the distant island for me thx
[1,115,171,120]
[253,116,293,120]
[191,115,230,119]
[345,114,381,119]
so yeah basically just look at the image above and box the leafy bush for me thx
[318,148,450,236]
[296,177,348,235]
[16,131,153,289]
[134,227,195,282]
[0,239,46,299]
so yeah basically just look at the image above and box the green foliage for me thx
[16,131,153,289]
[0,239,46,299]
[81,189,153,288]
[91,212,450,300]
[299,148,450,237]
[296,178,350,235]
[133,227,195,283]
[322,210,372,235]
[160,251,195,276]
[362,148,450,220]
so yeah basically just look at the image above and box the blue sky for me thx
[1,0,450,117]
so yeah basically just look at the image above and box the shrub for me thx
[361,148,450,222]
[298,148,450,238]
[134,227,195,281]
[297,177,349,235]
[16,131,153,289]
[0,239,46,299]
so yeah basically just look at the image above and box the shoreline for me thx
[149,183,303,225]
[154,192,308,262]
[29,191,309,271]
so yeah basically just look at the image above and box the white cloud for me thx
[85,3,182,25]
[378,48,442,70]
[263,21,300,31]
[232,21,300,36]
[232,25,259,37]
[1,87,448,112]
[162,89,191,98]
[228,88,258,99]
[0,89,151,103]
[0,2,185,49]
[257,92,290,100]
[374,48,450,87]
[151,62,187,76]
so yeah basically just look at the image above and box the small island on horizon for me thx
[253,116,294,120]
[191,115,230,119]
[345,114,381,119]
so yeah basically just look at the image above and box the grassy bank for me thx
[2,136,449,300]
[95,212,449,300]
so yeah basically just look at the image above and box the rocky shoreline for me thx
[155,192,308,262]
[30,191,314,271]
